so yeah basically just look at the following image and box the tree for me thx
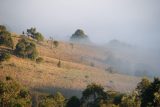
[71,29,87,39]
[70,29,89,42]
[27,27,36,36]
[27,27,44,41]
[34,32,44,42]
[66,96,80,107]
[0,31,14,49]
[39,92,65,107]
[0,52,11,62]
[81,83,108,107]
[0,25,6,32]
[54,92,65,107]
[53,40,59,48]
[15,38,38,60]
[57,60,61,68]
[140,78,160,107]
[0,77,32,107]
[136,78,151,97]
[120,92,140,107]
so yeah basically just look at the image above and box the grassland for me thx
[0,34,141,97]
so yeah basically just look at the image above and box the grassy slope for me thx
[0,34,141,97]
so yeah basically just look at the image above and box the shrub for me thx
[36,57,44,63]
[0,31,14,48]
[0,25,6,32]
[66,96,80,107]
[0,52,11,62]
[15,38,38,60]
[120,93,140,107]
[39,92,65,107]
[57,60,61,68]
[6,76,12,81]
[139,78,160,107]
[34,32,44,42]
[81,83,108,107]
[0,77,32,107]
[27,27,44,42]
[90,62,95,67]
[53,40,59,48]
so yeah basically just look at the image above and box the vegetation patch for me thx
[15,38,38,60]
[0,52,11,62]
[0,25,14,48]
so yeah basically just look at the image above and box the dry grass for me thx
[0,35,141,97]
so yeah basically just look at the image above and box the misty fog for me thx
[0,0,160,77]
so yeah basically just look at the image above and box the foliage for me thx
[120,92,140,107]
[36,57,44,63]
[0,52,11,62]
[66,96,80,107]
[53,40,59,48]
[81,83,108,107]
[39,92,65,107]
[15,38,38,60]
[136,78,151,97]
[0,25,7,32]
[140,78,160,107]
[71,29,89,42]
[0,30,14,48]
[34,32,44,42]
[0,77,32,107]
[27,27,44,41]
[71,29,87,38]
[57,60,61,68]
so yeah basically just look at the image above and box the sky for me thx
[0,0,160,49]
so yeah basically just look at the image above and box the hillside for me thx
[0,34,141,97]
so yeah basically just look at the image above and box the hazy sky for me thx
[0,0,160,48]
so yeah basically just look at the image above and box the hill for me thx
[0,34,141,97]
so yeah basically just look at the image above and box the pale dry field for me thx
[0,35,141,97]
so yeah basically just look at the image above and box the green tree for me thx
[0,25,6,32]
[15,38,38,60]
[66,96,80,107]
[120,92,140,107]
[70,29,89,42]
[140,78,160,107]
[53,40,59,48]
[27,27,44,41]
[0,77,32,107]
[39,92,65,107]
[0,52,11,62]
[34,32,44,42]
[0,31,14,48]
[54,92,65,107]
[136,78,151,97]
[81,83,108,107]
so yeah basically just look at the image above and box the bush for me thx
[36,57,44,63]
[81,83,108,107]
[0,25,6,32]
[39,92,65,107]
[15,38,38,60]
[0,52,11,62]
[57,60,61,68]
[120,93,140,107]
[53,40,59,48]
[34,32,44,42]
[27,27,44,42]
[0,31,14,48]
[0,77,32,107]
[66,96,80,107]
[6,76,12,81]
